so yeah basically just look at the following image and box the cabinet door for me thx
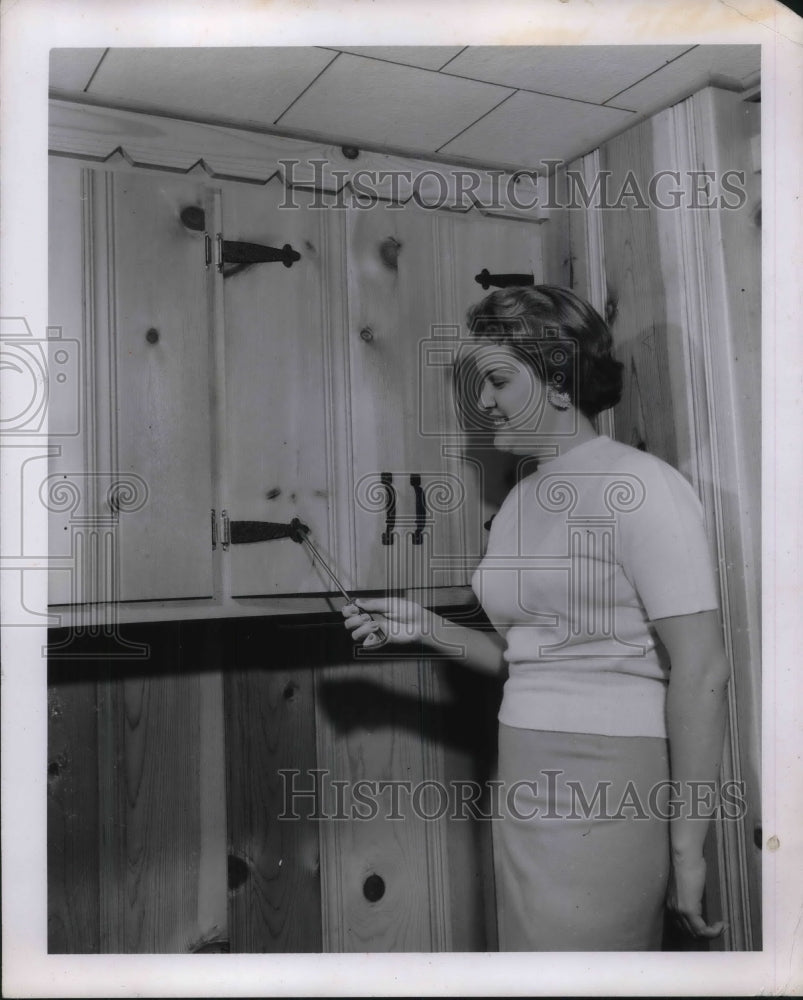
[345,202,466,592]
[220,180,335,596]
[345,205,546,592]
[48,159,216,604]
[110,170,216,601]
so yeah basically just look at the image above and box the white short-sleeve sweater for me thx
[471,435,720,738]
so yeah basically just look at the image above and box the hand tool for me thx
[288,518,386,647]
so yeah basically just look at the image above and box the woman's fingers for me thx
[343,612,383,632]
[341,604,385,637]
[683,913,725,939]
[667,854,725,941]
[667,898,726,940]
[351,621,383,642]
[341,597,424,646]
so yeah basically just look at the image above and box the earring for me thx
[547,386,571,410]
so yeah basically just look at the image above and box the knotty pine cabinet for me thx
[48,160,217,605]
[48,154,543,615]
[47,140,543,953]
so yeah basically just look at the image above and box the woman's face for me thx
[472,343,548,453]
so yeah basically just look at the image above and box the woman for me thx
[342,285,730,951]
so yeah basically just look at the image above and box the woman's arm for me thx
[653,608,731,939]
[342,598,506,677]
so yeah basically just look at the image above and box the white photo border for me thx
[1,0,801,995]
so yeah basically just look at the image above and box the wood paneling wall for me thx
[47,677,101,953]
[596,124,679,466]
[223,621,322,952]
[48,623,228,954]
[548,89,762,951]
[48,612,498,953]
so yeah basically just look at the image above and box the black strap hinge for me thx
[216,234,300,273]
[228,519,310,544]
[475,269,534,290]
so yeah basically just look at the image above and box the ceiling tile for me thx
[441,90,634,169]
[444,46,692,104]
[323,46,465,71]
[608,45,760,112]
[279,53,513,151]
[50,48,107,93]
[85,47,336,126]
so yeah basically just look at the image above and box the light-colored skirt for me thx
[494,724,671,951]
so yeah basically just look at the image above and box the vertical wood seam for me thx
[319,199,338,580]
[579,151,616,440]
[432,212,467,586]
[104,171,119,494]
[417,657,453,951]
[80,167,97,538]
[668,95,755,951]
[84,167,124,949]
[80,166,101,616]
[207,185,226,603]
[341,208,359,587]
[315,661,345,952]
[97,674,126,951]
[315,199,353,952]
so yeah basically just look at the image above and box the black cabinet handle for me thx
[410,474,425,545]
[475,268,534,290]
[380,472,396,545]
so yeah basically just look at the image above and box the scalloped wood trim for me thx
[50,99,548,221]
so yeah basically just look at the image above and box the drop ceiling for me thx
[49,45,760,172]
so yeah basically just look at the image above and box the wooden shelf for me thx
[47,584,479,629]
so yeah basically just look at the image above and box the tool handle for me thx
[361,621,387,648]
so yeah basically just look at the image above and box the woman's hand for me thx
[666,850,725,941]
[341,597,432,648]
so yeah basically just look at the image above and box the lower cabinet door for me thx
[48,622,228,954]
